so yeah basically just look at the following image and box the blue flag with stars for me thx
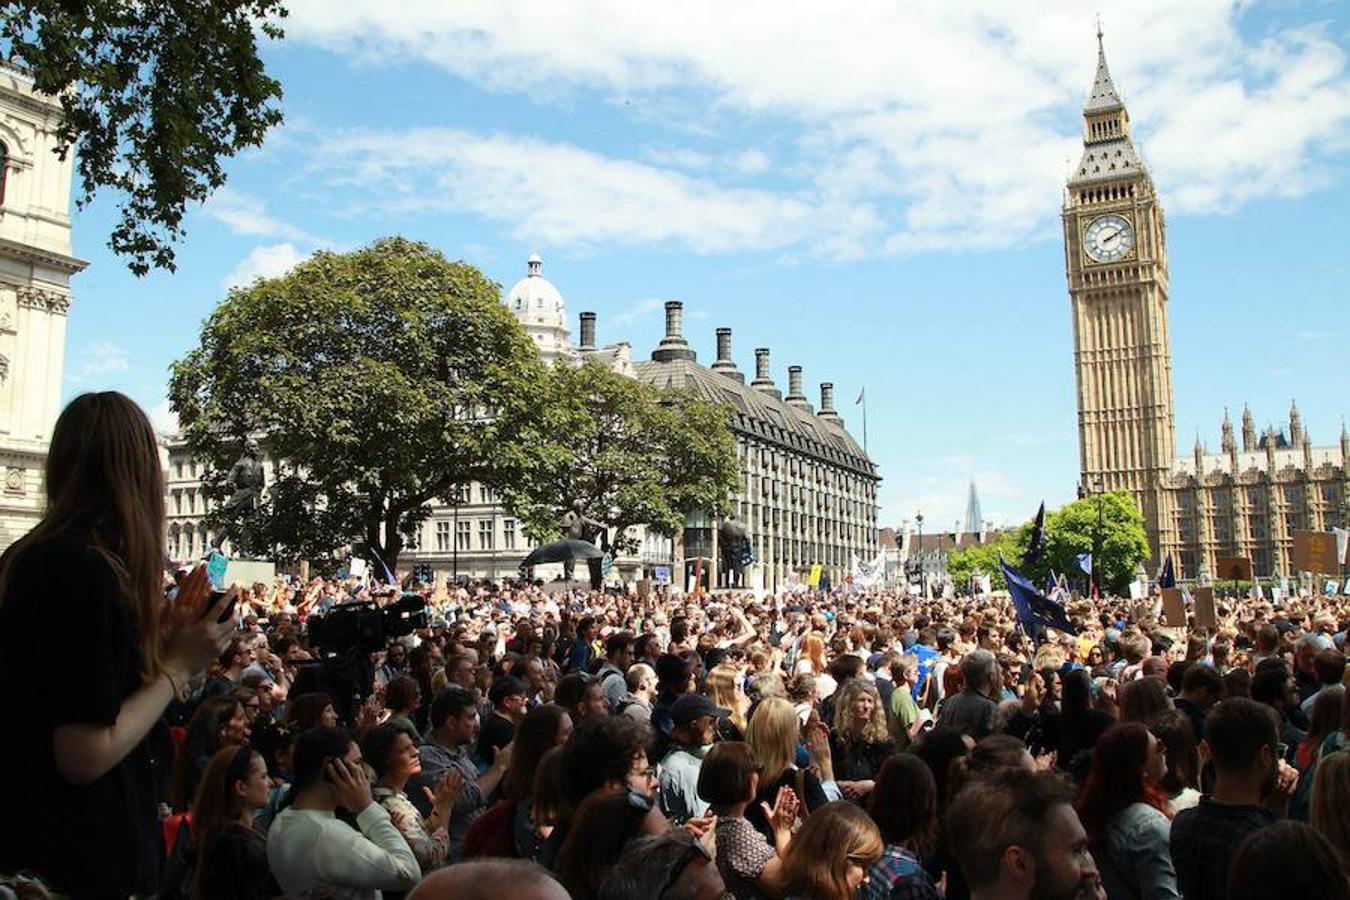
[1001,556,1079,635]
[1158,554,1176,589]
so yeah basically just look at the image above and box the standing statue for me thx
[560,499,608,581]
[718,517,750,587]
[223,439,266,553]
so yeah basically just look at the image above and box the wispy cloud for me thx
[202,187,325,245]
[612,297,668,327]
[222,242,310,291]
[68,341,130,383]
[282,2,1350,256]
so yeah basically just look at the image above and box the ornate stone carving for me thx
[14,285,71,314]
[4,466,24,495]
[0,353,8,386]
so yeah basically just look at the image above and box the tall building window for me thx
[478,520,494,550]
[175,460,184,479]
[0,141,8,206]
[503,519,516,550]
[436,521,451,551]
[456,520,471,550]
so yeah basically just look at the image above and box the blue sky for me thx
[62,1,1350,532]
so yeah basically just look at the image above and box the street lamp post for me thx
[1092,476,1105,596]
[916,510,925,597]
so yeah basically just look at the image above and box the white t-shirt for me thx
[267,803,420,900]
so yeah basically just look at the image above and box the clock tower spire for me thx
[1064,27,1176,565]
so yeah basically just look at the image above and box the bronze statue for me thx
[560,499,607,581]
[223,439,266,515]
[718,517,750,587]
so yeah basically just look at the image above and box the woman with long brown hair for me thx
[0,392,235,897]
[188,746,278,900]
[1075,722,1178,900]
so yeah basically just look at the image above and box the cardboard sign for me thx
[1161,587,1186,628]
[807,563,823,587]
[1294,530,1341,575]
[1193,587,1217,629]
[653,565,671,585]
[636,578,651,602]
[1214,556,1253,582]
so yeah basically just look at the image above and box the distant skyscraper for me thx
[963,481,982,536]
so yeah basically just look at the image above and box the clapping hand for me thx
[425,767,466,820]
[162,565,236,687]
[761,785,800,835]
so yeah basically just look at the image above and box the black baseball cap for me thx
[671,693,730,726]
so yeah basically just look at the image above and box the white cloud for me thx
[223,242,309,290]
[69,341,130,382]
[283,1,1350,255]
[147,398,180,436]
[308,129,823,254]
[611,297,667,327]
[203,187,324,245]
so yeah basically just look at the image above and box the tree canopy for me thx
[503,359,740,554]
[168,237,557,571]
[2,1,287,274]
[946,490,1149,594]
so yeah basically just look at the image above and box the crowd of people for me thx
[2,393,1350,900]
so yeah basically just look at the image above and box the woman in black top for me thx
[829,680,895,799]
[0,392,235,898]
[185,746,279,900]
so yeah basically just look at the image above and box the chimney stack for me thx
[819,383,842,423]
[785,365,812,411]
[751,348,780,399]
[711,327,743,381]
[578,311,597,350]
[652,300,697,362]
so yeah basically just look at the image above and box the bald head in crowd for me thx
[409,860,569,900]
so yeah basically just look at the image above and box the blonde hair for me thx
[1311,751,1350,872]
[705,663,746,732]
[833,680,888,744]
[1033,643,1066,672]
[0,393,167,679]
[746,696,800,785]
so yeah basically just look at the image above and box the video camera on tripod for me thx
[306,594,429,656]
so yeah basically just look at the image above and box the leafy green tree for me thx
[946,528,1027,591]
[169,237,559,571]
[503,359,739,554]
[2,1,286,274]
[1045,491,1150,595]
[947,491,1148,595]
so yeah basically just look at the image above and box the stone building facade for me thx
[1163,406,1347,580]
[626,301,880,591]
[0,65,86,549]
[1064,34,1347,580]
[165,255,880,588]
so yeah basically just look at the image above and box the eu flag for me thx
[1001,556,1079,635]
[1158,554,1176,589]
[1023,502,1047,567]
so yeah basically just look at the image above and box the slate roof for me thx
[1070,139,1144,187]
[634,356,878,481]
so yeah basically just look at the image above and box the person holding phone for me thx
[0,392,237,898]
[267,726,420,899]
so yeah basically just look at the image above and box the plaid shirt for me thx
[861,845,941,900]
[1170,797,1274,900]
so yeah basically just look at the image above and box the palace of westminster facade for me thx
[1064,34,1348,580]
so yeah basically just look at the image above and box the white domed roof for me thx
[506,253,566,329]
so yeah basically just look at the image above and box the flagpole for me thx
[861,388,868,455]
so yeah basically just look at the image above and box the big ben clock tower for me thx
[1064,29,1175,562]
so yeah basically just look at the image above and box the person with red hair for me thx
[1075,722,1179,900]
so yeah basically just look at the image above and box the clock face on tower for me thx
[1083,213,1136,263]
